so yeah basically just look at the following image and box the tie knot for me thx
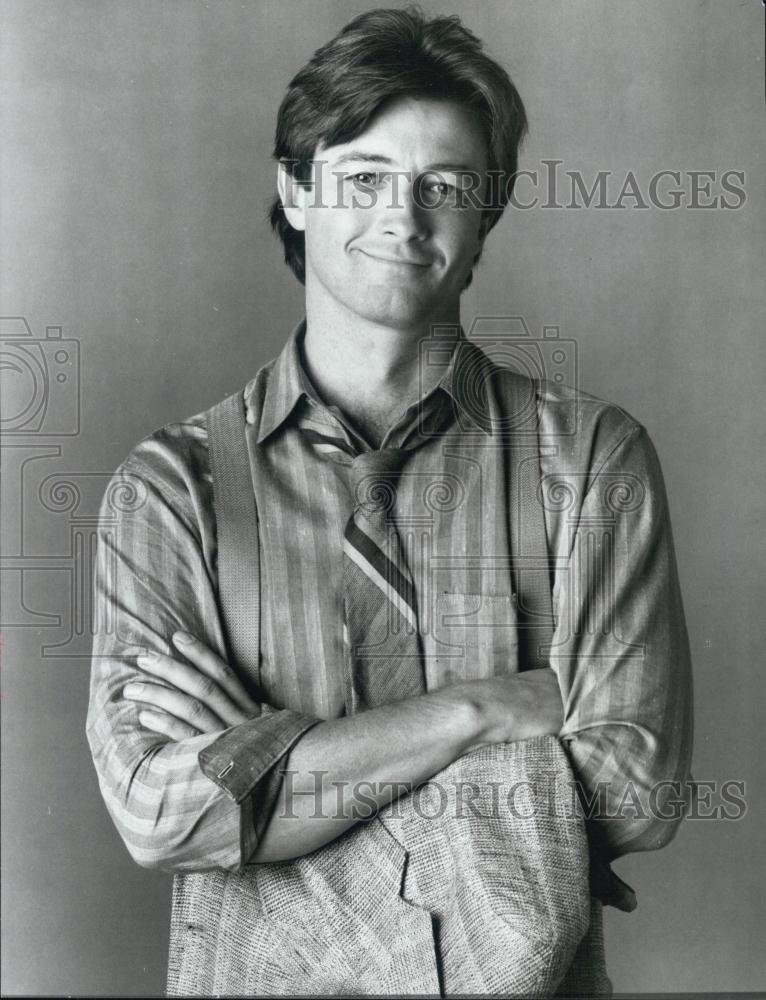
[352,448,408,476]
[350,448,409,514]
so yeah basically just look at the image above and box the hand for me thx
[444,667,565,753]
[124,631,261,741]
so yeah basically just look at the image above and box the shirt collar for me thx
[250,318,318,443]
[436,331,496,436]
[250,318,494,445]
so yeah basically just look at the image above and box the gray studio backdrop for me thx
[2,0,764,994]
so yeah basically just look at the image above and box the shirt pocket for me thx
[427,591,519,684]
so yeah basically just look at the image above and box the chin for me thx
[345,285,442,329]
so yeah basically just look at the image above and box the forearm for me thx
[250,687,480,862]
[250,669,561,863]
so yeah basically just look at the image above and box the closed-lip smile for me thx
[357,249,431,267]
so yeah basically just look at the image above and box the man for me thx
[87,7,693,995]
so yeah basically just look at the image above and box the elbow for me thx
[101,789,185,872]
[114,808,230,874]
[592,775,691,860]
[124,842,222,875]
[90,748,180,871]
[566,720,694,861]
[92,765,209,874]
[608,812,683,859]
[88,728,244,874]
[601,817,682,864]
[116,796,244,875]
[124,839,173,872]
[111,786,236,873]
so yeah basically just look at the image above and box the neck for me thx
[301,287,460,446]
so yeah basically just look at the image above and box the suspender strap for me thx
[206,390,261,680]
[505,379,556,670]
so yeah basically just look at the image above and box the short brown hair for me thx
[269,6,528,285]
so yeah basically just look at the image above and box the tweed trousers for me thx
[167,736,610,997]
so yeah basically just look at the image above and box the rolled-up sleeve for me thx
[197,708,317,804]
[86,440,317,873]
[553,423,693,860]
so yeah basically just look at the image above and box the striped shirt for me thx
[86,320,693,873]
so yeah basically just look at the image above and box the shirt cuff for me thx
[198,707,319,805]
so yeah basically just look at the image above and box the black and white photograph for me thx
[1,1,764,996]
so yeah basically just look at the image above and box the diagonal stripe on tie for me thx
[343,518,417,628]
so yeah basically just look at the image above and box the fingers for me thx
[125,680,224,734]
[131,638,257,729]
[138,709,201,742]
[170,632,261,717]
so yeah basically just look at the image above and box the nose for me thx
[379,172,429,241]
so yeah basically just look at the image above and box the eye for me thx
[416,174,458,208]
[425,180,453,195]
[349,171,384,189]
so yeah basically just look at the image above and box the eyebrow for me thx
[327,152,396,168]
[326,151,482,173]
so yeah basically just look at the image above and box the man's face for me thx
[280,96,489,330]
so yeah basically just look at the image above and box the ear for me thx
[277,162,308,232]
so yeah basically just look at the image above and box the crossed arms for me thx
[87,417,693,872]
[117,632,564,862]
